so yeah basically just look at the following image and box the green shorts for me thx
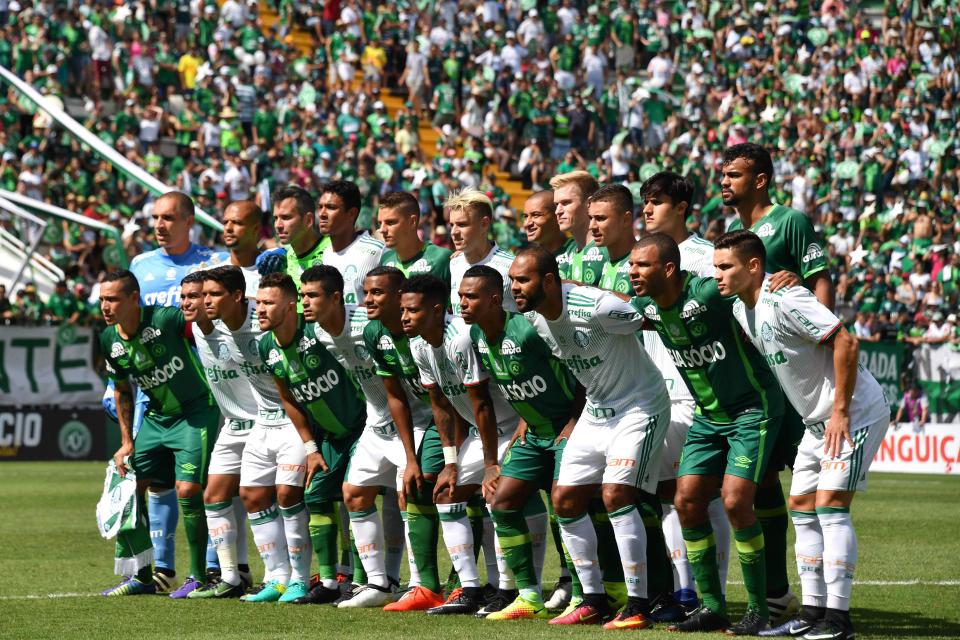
[418,423,444,476]
[306,430,361,504]
[770,404,805,471]
[678,409,782,483]
[132,403,219,486]
[501,432,566,489]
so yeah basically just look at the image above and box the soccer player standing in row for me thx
[510,247,671,629]
[460,266,584,621]
[715,231,889,640]
[448,189,516,314]
[302,265,407,607]
[270,185,330,285]
[257,273,367,603]
[551,170,605,282]
[628,233,786,634]
[639,172,731,612]
[581,184,636,295]
[123,191,230,595]
[402,275,523,615]
[179,270,254,599]
[318,181,385,305]
[724,143,833,621]
[362,267,447,612]
[99,270,218,596]
[522,191,578,279]
[379,191,452,283]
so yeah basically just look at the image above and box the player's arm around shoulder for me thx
[593,288,645,334]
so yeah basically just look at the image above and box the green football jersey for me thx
[258,316,366,439]
[594,248,633,295]
[363,318,430,404]
[554,237,579,280]
[631,274,783,424]
[727,204,828,280]
[101,306,214,415]
[568,241,607,284]
[284,236,332,284]
[470,312,577,439]
[380,241,452,286]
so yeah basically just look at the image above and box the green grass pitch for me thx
[1,462,957,640]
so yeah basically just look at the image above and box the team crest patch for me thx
[508,360,523,376]
[761,322,774,342]
[151,344,166,357]
[248,339,260,356]
[573,329,589,348]
[615,280,631,294]
[306,354,321,369]
[217,343,230,361]
[690,322,707,337]
[756,223,775,238]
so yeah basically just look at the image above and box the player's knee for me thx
[550,486,582,518]
[673,487,704,523]
[276,485,303,508]
[601,483,635,512]
[787,493,814,512]
[176,482,201,499]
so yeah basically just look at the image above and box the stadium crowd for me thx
[2,0,960,352]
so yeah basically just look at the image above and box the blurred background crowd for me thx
[0,0,958,363]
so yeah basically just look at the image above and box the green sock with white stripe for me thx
[682,522,725,614]
[734,521,769,617]
[491,508,539,596]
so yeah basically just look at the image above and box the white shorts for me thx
[239,422,306,488]
[557,406,670,493]
[346,423,420,491]
[790,416,889,496]
[457,431,513,487]
[207,419,253,476]
[658,401,694,482]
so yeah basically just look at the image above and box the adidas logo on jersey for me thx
[144,272,156,282]
[110,342,127,359]
[140,327,161,342]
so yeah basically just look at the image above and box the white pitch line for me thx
[0,580,958,601]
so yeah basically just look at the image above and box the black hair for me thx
[273,184,316,217]
[180,271,206,286]
[635,232,682,273]
[462,265,504,296]
[258,272,299,299]
[379,191,421,219]
[721,143,775,184]
[102,270,140,296]
[301,264,345,297]
[639,171,694,207]
[365,266,407,291]
[319,180,362,216]
[400,274,449,309]
[714,229,767,268]
[204,265,246,294]
[587,183,634,213]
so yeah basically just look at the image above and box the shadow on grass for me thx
[854,607,960,638]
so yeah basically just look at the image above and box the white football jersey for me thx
[224,300,288,424]
[195,319,259,423]
[322,231,385,306]
[732,276,889,428]
[643,234,715,402]
[527,284,669,420]
[450,244,516,314]
[314,304,392,429]
[411,316,519,436]
[240,263,260,298]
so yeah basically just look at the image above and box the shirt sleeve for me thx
[780,286,843,344]
[363,323,396,378]
[594,291,645,334]
[786,211,829,279]
[411,341,437,388]
[451,331,489,387]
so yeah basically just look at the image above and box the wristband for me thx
[442,446,458,465]
[304,440,319,455]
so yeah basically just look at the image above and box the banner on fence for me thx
[0,407,105,460]
[914,344,960,423]
[0,326,105,406]
[858,340,905,411]
[871,422,960,475]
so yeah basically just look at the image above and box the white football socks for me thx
[819,509,857,612]
[279,502,312,585]
[437,502,481,588]
[249,504,290,585]
[610,504,649,598]
[349,506,388,588]
[792,509,826,608]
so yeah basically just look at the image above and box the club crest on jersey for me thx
[761,322,774,342]
[508,360,523,376]
[573,329,590,348]
[165,268,177,281]
[306,354,321,369]
[217,343,231,361]
[681,300,707,319]
[756,223,775,238]
[689,322,707,337]
[501,339,522,355]
[355,345,371,361]
[247,339,260,357]
[614,280,631,294]
[151,344,166,357]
